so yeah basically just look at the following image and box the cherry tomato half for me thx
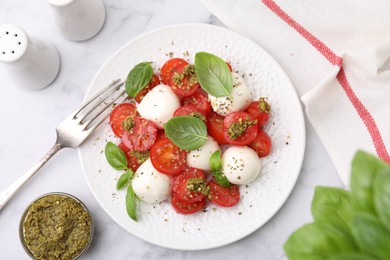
[118,142,148,172]
[181,92,211,116]
[173,105,206,122]
[250,130,272,157]
[172,168,206,203]
[245,98,271,128]
[160,58,188,85]
[207,112,228,145]
[121,117,157,151]
[134,74,160,103]
[207,179,240,207]
[109,103,138,137]
[150,138,187,175]
[222,112,258,146]
[171,194,206,215]
[168,62,199,97]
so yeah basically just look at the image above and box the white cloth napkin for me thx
[200,0,390,186]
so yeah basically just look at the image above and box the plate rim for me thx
[78,23,306,250]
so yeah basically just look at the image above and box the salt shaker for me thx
[46,0,106,41]
[0,24,60,90]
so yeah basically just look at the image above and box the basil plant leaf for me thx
[374,167,390,232]
[194,52,233,97]
[350,150,387,215]
[284,220,358,260]
[125,62,153,98]
[164,116,207,150]
[328,253,376,260]
[116,169,134,190]
[311,186,354,227]
[105,141,128,170]
[351,212,390,259]
[126,184,138,222]
[209,150,222,171]
[213,170,231,188]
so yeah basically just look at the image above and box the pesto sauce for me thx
[22,194,92,260]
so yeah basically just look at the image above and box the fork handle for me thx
[0,143,63,211]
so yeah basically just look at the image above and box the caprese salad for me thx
[104,52,272,221]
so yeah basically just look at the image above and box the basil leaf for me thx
[194,52,233,97]
[350,151,387,215]
[284,220,358,260]
[213,170,231,188]
[125,62,153,98]
[164,116,207,150]
[328,253,375,260]
[311,186,353,227]
[351,213,390,259]
[116,169,134,190]
[126,184,138,222]
[105,141,128,170]
[209,150,222,171]
[373,167,390,232]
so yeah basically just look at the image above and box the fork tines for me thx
[75,79,127,132]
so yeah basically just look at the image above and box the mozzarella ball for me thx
[209,72,252,116]
[187,136,221,171]
[137,84,180,129]
[132,159,172,203]
[222,146,261,185]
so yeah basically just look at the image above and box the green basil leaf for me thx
[209,150,222,171]
[125,62,153,98]
[194,52,233,97]
[374,167,390,231]
[126,184,138,222]
[105,141,128,170]
[328,253,376,260]
[116,169,134,190]
[311,186,354,227]
[164,116,207,150]
[212,170,231,188]
[284,220,358,260]
[351,212,390,259]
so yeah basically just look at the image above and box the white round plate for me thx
[78,24,305,250]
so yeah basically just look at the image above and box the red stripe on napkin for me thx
[262,0,390,162]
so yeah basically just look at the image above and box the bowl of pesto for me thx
[19,192,94,260]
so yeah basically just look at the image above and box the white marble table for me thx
[0,0,343,259]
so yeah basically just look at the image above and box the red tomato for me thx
[160,58,188,85]
[121,117,157,151]
[181,92,211,116]
[222,112,258,146]
[150,138,187,175]
[134,74,160,103]
[118,142,148,172]
[207,112,228,144]
[226,62,232,72]
[207,179,240,207]
[168,62,200,97]
[250,130,272,157]
[109,103,138,137]
[173,105,206,122]
[156,130,167,141]
[171,194,206,215]
[245,98,271,128]
[172,168,206,203]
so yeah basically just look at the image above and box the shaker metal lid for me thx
[0,24,28,63]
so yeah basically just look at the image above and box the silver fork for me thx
[0,79,127,210]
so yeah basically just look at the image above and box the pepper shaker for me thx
[0,24,60,90]
[46,0,106,41]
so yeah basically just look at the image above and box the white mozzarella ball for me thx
[132,159,172,203]
[208,72,253,116]
[137,84,180,129]
[222,146,261,185]
[186,136,221,171]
